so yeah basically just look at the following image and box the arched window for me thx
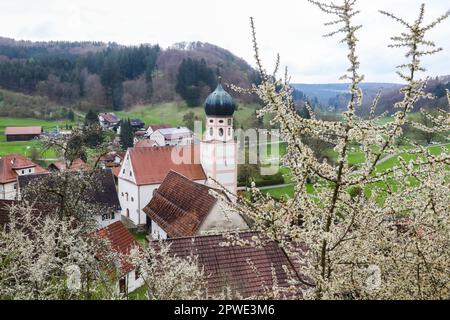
[125,193,129,201]
[228,128,231,136]
[219,128,224,137]
[126,209,130,218]
[209,127,213,136]
[228,119,232,125]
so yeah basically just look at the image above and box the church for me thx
[117,83,244,235]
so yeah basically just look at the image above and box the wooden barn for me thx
[5,126,42,142]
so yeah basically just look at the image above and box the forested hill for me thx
[0,38,259,118]
[293,78,450,115]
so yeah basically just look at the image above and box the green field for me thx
[261,143,449,199]
[116,101,260,129]
[0,117,73,157]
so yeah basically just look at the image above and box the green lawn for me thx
[0,117,74,157]
[128,285,148,300]
[262,143,449,200]
[116,101,260,129]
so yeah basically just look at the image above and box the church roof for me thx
[125,146,206,185]
[143,171,219,237]
[204,84,235,117]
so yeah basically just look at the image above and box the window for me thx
[219,128,224,137]
[228,128,231,136]
[28,169,32,173]
[209,119,213,123]
[219,120,224,124]
[119,278,126,294]
[126,209,130,218]
[13,184,17,190]
[130,171,133,177]
[228,119,232,125]
[101,214,108,221]
[121,192,124,197]
[209,127,213,136]
[21,170,24,174]
[131,197,134,202]
[111,211,115,220]
[125,193,129,201]
[135,267,140,280]
[122,169,125,174]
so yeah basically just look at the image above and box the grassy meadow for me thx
[0,117,71,157]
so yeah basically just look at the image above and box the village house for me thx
[0,154,48,200]
[118,146,207,227]
[47,158,90,172]
[0,200,142,295]
[151,231,303,298]
[143,171,248,240]
[130,119,145,130]
[98,113,120,130]
[17,169,121,229]
[144,124,171,137]
[5,126,42,142]
[148,126,194,146]
[96,221,144,295]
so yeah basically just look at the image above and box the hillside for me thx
[0,38,259,118]
[293,78,450,115]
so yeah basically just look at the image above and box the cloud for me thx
[0,0,448,83]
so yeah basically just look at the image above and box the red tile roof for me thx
[0,154,47,183]
[48,158,90,172]
[96,221,140,274]
[126,145,206,185]
[148,124,171,131]
[99,113,119,124]
[5,126,42,136]
[143,171,219,237]
[153,232,302,298]
[134,139,157,148]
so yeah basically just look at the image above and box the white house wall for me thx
[198,201,248,235]
[0,182,17,200]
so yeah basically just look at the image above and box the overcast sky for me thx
[0,0,449,83]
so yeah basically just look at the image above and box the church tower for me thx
[200,83,237,197]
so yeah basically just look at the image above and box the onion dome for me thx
[204,83,235,116]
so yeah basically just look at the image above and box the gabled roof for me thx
[143,171,219,237]
[153,232,301,298]
[125,145,206,185]
[96,221,140,274]
[147,124,171,131]
[48,158,90,172]
[0,154,47,183]
[99,113,119,123]
[5,126,42,135]
[157,127,192,140]
[134,139,157,148]
[18,169,121,211]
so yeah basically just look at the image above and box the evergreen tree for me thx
[176,58,216,107]
[67,109,75,122]
[119,118,134,150]
[84,109,98,126]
